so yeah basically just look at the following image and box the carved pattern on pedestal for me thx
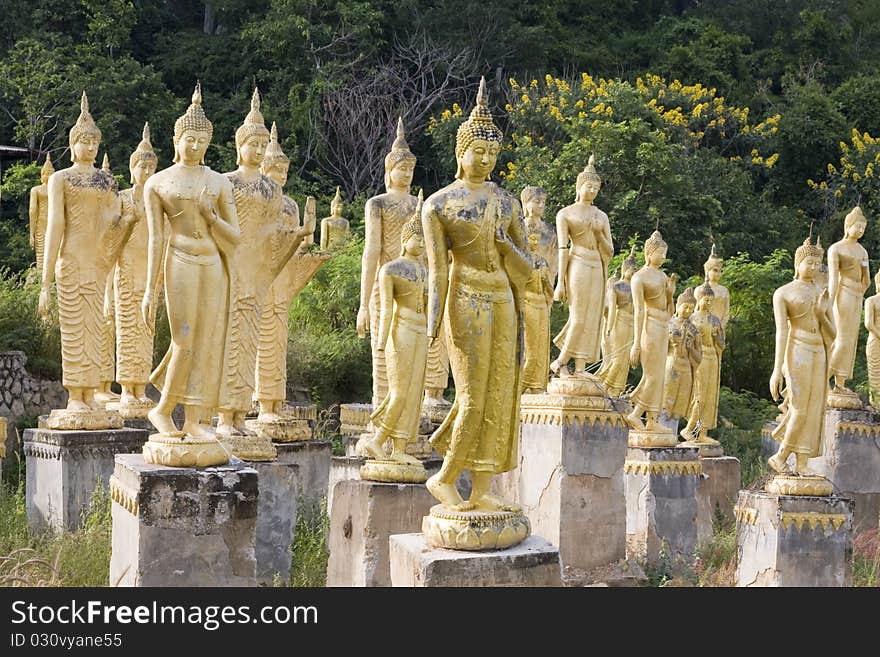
[623,460,702,476]
[520,393,626,429]
[779,512,848,532]
[733,506,758,525]
[110,475,138,516]
[834,421,880,440]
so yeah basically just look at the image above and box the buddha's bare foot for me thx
[470,491,521,513]
[679,427,692,441]
[768,453,788,474]
[184,422,214,441]
[361,437,387,461]
[148,408,179,436]
[257,411,284,423]
[120,392,138,406]
[549,359,561,377]
[390,451,421,466]
[67,399,91,413]
[137,393,153,404]
[626,410,645,430]
[426,473,464,508]
[452,499,475,512]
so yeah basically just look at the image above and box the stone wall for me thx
[0,351,67,453]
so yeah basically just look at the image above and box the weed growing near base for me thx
[288,500,329,587]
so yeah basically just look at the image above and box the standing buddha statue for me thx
[39,92,133,430]
[95,153,120,406]
[827,206,870,408]
[251,121,327,440]
[597,247,638,396]
[661,286,700,423]
[320,187,350,251]
[29,153,54,277]
[864,271,880,407]
[520,185,557,394]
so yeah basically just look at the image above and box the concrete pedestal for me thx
[339,403,372,438]
[327,479,435,587]
[24,426,148,532]
[389,533,562,586]
[515,393,628,580]
[246,459,300,585]
[109,453,258,586]
[697,455,742,526]
[734,490,854,587]
[809,408,880,531]
[274,439,331,519]
[625,445,701,569]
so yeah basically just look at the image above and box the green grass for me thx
[287,501,330,587]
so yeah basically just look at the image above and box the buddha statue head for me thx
[401,189,425,257]
[385,116,416,192]
[129,122,158,186]
[235,87,270,168]
[622,244,638,281]
[455,77,503,182]
[261,122,290,187]
[794,235,823,282]
[844,205,867,240]
[695,278,715,312]
[331,186,344,217]
[521,185,547,221]
[676,286,696,319]
[874,269,880,293]
[576,153,601,204]
[40,153,55,184]
[173,82,213,165]
[644,230,668,267]
[69,91,101,166]
[704,244,723,284]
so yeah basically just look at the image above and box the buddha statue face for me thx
[330,196,343,217]
[524,195,546,220]
[846,218,867,240]
[622,262,637,281]
[646,244,667,268]
[577,177,601,204]
[239,134,269,169]
[131,159,157,186]
[263,161,289,187]
[797,254,820,282]
[677,300,695,319]
[705,262,722,284]
[459,139,500,182]
[176,129,211,166]
[41,169,51,184]
[405,233,425,258]
[388,160,415,191]
[696,294,714,313]
[72,134,99,166]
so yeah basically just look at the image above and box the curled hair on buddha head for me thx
[173,82,213,164]
[677,286,696,307]
[401,189,424,254]
[384,116,416,190]
[695,277,715,302]
[794,235,824,275]
[455,77,503,180]
[644,230,667,261]
[521,185,547,211]
[40,152,55,183]
[235,87,270,165]
[129,122,158,183]
[622,244,638,274]
[576,153,601,201]
[844,205,867,231]
[704,243,722,274]
[69,91,102,154]
[262,121,290,171]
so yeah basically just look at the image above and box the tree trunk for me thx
[203,2,216,35]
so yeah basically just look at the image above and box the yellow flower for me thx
[765,153,779,168]
[828,163,837,174]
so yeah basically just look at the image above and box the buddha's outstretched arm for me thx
[598,213,613,274]
[142,178,165,328]
[828,245,840,303]
[498,201,534,289]
[605,285,618,337]
[28,187,38,248]
[861,255,871,293]
[554,211,569,301]
[209,178,241,246]
[375,268,394,352]
[358,197,382,333]
[630,273,644,368]
[423,200,447,339]
[41,174,64,291]
[769,289,788,401]
[867,299,880,338]
[688,325,702,368]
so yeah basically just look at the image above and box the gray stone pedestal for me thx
[109,453,258,586]
[734,489,854,586]
[625,445,701,569]
[809,408,880,531]
[389,533,563,586]
[24,426,148,532]
[515,393,628,580]
[274,439,331,519]
[246,459,299,585]
[326,478,435,586]
[697,455,742,526]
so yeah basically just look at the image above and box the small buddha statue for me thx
[680,280,725,448]
[597,247,638,397]
[111,123,161,418]
[95,153,120,406]
[29,153,54,277]
[359,192,430,483]
[661,286,700,423]
[827,206,870,408]
[864,271,880,407]
[625,230,678,441]
[704,244,729,329]
[520,185,557,394]
[320,187,350,251]
[766,236,835,495]
[39,92,133,430]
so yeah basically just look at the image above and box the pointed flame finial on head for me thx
[477,76,488,107]
[397,115,405,140]
[40,152,55,181]
[270,121,278,142]
[192,81,202,106]
[143,122,150,143]
[80,91,89,115]
[102,153,110,172]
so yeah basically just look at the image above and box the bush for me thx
[0,267,61,379]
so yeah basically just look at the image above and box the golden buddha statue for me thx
[625,230,678,442]
[217,88,299,460]
[865,271,880,407]
[356,118,450,418]
[320,187,350,251]
[421,78,532,550]
[550,154,613,378]
[704,245,729,329]
[520,185,557,394]
[661,286,700,422]
[109,123,161,418]
[29,153,54,276]
[252,122,327,439]
[95,153,120,406]
[766,236,835,495]
[597,246,638,396]
[680,280,725,447]
[827,206,870,408]
[39,92,132,430]
[141,82,240,467]
[359,192,430,483]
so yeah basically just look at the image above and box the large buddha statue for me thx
[252,121,326,439]
[865,271,880,407]
[141,82,240,467]
[520,185,557,394]
[625,230,677,441]
[320,187,350,251]
[29,153,54,277]
[39,92,132,430]
[421,78,532,550]
[766,236,835,495]
[597,247,638,396]
[110,123,161,418]
[359,192,430,483]
[661,286,700,423]
[680,280,725,448]
[827,206,870,408]
[550,154,613,379]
